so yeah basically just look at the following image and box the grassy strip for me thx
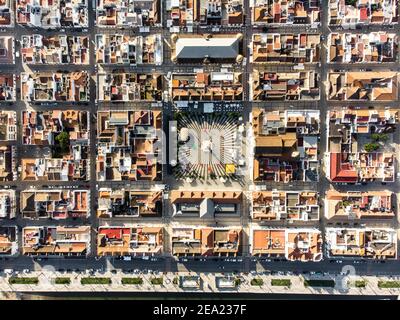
[9,277,39,285]
[250,278,264,286]
[54,277,71,285]
[378,281,400,289]
[81,277,111,285]
[271,279,291,287]
[355,280,366,288]
[150,277,163,285]
[304,279,335,288]
[121,277,143,285]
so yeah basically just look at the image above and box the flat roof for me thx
[175,36,240,59]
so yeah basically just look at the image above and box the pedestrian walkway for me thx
[1,271,400,297]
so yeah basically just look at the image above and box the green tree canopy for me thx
[364,143,380,153]
[55,131,70,151]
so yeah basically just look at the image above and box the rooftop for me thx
[0,111,17,141]
[252,71,320,101]
[171,33,243,63]
[21,72,89,102]
[21,34,89,64]
[0,145,16,181]
[97,188,163,218]
[325,190,394,220]
[326,227,397,259]
[0,36,14,64]
[16,0,88,28]
[97,226,164,256]
[171,71,243,102]
[167,0,244,27]
[328,32,398,63]
[97,73,163,101]
[0,226,18,256]
[0,0,13,26]
[95,34,163,65]
[22,110,89,145]
[328,71,398,101]
[20,189,89,219]
[172,227,242,257]
[21,157,89,182]
[96,110,162,182]
[252,33,321,63]
[253,109,320,183]
[328,0,397,25]
[96,0,161,27]
[251,227,323,262]
[170,190,243,218]
[0,74,15,101]
[22,226,90,256]
[327,109,397,183]
[0,189,16,219]
[252,190,319,221]
[252,0,321,25]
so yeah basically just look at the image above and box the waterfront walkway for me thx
[1,271,400,298]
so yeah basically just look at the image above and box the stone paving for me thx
[1,272,399,297]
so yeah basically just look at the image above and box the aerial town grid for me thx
[0,0,399,296]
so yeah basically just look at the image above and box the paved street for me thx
[2,254,400,279]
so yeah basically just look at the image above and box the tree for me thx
[341,200,351,208]
[55,131,70,151]
[364,143,380,153]
[371,133,388,142]
[345,0,357,6]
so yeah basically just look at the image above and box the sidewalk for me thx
[1,272,400,297]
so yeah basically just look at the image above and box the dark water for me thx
[19,291,397,300]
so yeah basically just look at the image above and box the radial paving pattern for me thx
[176,114,241,181]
